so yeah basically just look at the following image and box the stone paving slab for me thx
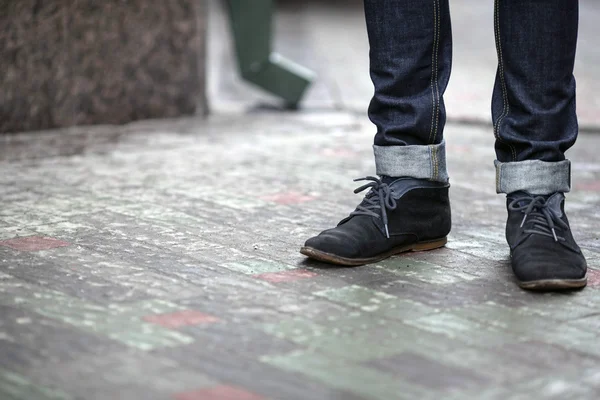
[1,112,600,399]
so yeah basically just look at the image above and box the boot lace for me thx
[349,176,397,238]
[508,195,568,242]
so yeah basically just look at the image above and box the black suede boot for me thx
[506,191,587,290]
[301,176,451,266]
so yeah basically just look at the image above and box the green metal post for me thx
[226,0,315,108]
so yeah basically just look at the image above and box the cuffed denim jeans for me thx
[365,0,578,195]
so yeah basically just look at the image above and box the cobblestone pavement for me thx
[1,112,600,400]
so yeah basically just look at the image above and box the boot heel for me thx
[412,237,447,251]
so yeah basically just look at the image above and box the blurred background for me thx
[207,0,600,127]
[2,0,599,133]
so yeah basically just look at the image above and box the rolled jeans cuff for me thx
[495,159,571,195]
[373,141,448,183]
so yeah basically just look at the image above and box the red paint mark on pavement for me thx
[174,385,265,400]
[576,181,600,192]
[143,310,219,329]
[255,268,317,283]
[260,192,316,205]
[587,269,600,287]
[0,236,70,251]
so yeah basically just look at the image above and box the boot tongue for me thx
[544,192,565,217]
[380,175,397,185]
[508,191,564,217]
[381,176,449,199]
[509,191,543,207]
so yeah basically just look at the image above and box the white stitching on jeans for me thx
[494,0,517,161]
[428,0,439,144]
[433,0,441,144]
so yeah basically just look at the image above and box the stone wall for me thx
[0,0,207,133]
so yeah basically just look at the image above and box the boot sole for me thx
[518,276,588,291]
[300,237,447,266]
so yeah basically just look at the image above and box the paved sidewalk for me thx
[1,112,600,400]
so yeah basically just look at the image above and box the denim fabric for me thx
[365,0,579,191]
[374,140,448,183]
[492,0,579,164]
[365,0,452,148]
[495,160,571,195]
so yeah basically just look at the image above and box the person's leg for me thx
[493,0,587,290]
[367,0,452,182]
[301,0,453,265]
